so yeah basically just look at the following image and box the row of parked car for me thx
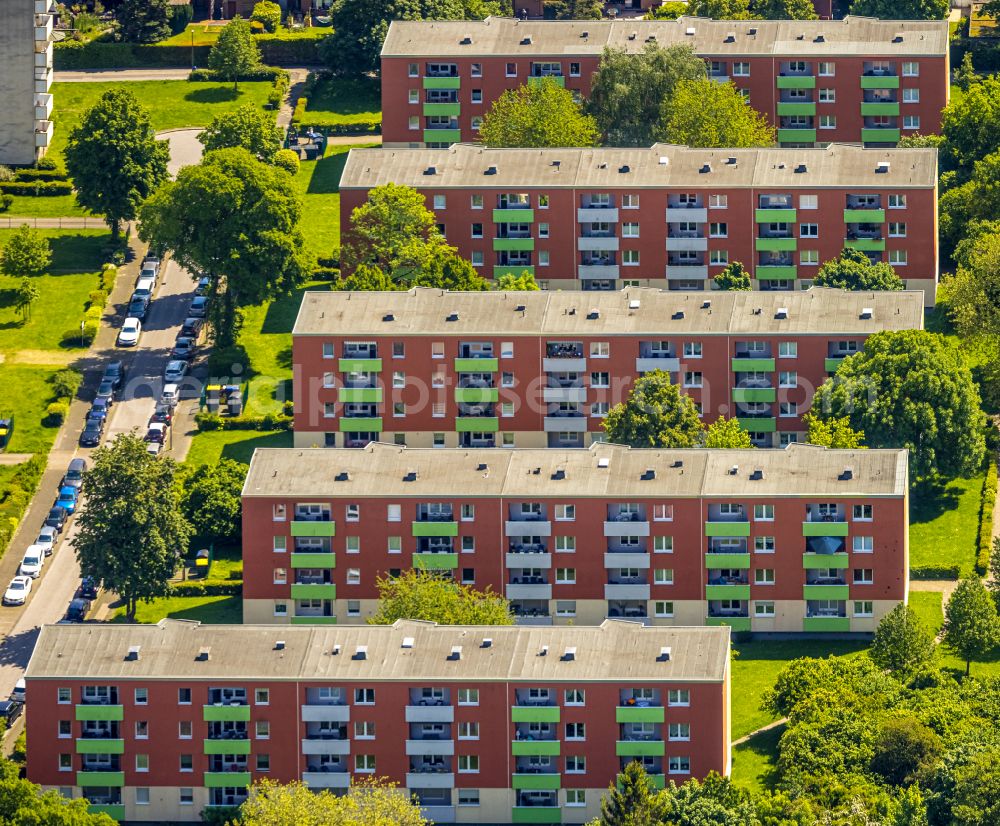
[117,259,209,348]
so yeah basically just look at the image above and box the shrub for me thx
[251,1,282,33]
[249,20,265,34]
[45,401,69,425]
[167,3,193,35]
[82,320,99,341]
[0,195,12,213]
[976,459,998,575]
[272,148,300,175]
[170,581,242,597]
[188,66,286,82]
[51,368,83,400]
[14,168,68,182]
[0,181,73,196]
[194,411,292,432]
[87,289,109,309]
[909,564,962,580]
[36,156,58,170]
[0,166,14,183]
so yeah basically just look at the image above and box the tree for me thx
[239,778,428,825]
[65,89,169,241]
[662,79,776,148]
[179,459,245,543]
[198,103,283,162]
[751,0,818,18]
[686,0,755,17]
[480,78,599,148]
[869,603,936,677]
[804,412,866,449]
[813,248,905,292]
[72,434,192,621]
[954,52,979,92]
[704,417,754,449]
[14,278,39,322]
[950,750,1000,826]
[713,261,752,291]
[647,1,688,17]
[208,17,262,90]
[0,224,51,277]
[599,761,666,825]
[0,756,116,824]
[849,0,948,19]
[660,773,768,824]
[940,151,1000,259]
[943,576,1000,676]
[338,264,401,291]
[870,717,942,787]
[369,570,513,625]
[941,76,1000,172]
[547,0,605,18]
[250,0,282,32]
[140,148,308,347]
[408,245,490,291]
[603,370,704,448]
[945,231,1000,340]
[115,0,171,43]
[990,537,1000,609]
[810,331,986,480]
[586,44,706,146]
[495,271,540,290]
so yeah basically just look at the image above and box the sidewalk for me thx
[0,217,106,229]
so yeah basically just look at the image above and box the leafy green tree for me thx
[72,434,192,621]
[199,104,283,162]
[272,149,300,176]
[65,88,169,241]
[950,749,1000,825]
[140,148,308,347]
[250,1,282,32]
[869,603,936,677]
[686,0,755,17]
[813,248,905,291]
[810,331,986,480]
[239,778,428,825]
[713,261,752,291]
[989,537,1000,609]
[941,76,1000,172]
[208,17,262,91]
[115,0,171,43]
[897,133,946,149]
[338,264,401,291]
[662,79,776,148]
[704,416,754,448]
[408,245,490,291]
[849,0,948,19]
[647,1,688,17]
[599,761,665,825]
[546,0,605,18]
[870,717,942,787]
[51,368,83,401]
[954,52,979,92]
[179,459,245,543]
[495,271,540,290]
[586,44,706,147]
[660,773,767,823]
[480,78,599,148]
[751,0,817,18]
[943,576,1000,676]
[603,370,704,448]
[14,278,39,322]
[461,0,511,17]
[0,756,116,823]
[369,570,513,625]
[0,224,51,277]
[945,231,1000,339]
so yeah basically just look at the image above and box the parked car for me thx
[65,597,91,622]
[45,506,67,533]
[10,678,25,704]
[149,404,173,427]
[77,576,98,600]
[140,263,158,282]
[180,317,204,338]
[56,486,78,515]
[95,377,116,404]
[102,361,125,391]
[63,457,87,490]
[88,397,110,422]
[160,383,179,408]
[133,276,155,300]
[163,360,188,383]
[188,296,209,318]
[127,296,149,320]
[2,576,31,606]
[35,525,57,556]
[195,276,210,296]
[0,700,23,726]
[144,423,166,444]
[172,336,196,360]
[23,542,50,568]
[118,317,141,347]
[19,548,44,579]
[146,441,162,456]
[80,420,102,447]
[143,256,160,272]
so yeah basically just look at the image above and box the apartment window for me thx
[653,536,674,554]
[344,504,360,523]
[854,601,874,617]
[253,688,269,706]
[709,222,727,238]
[683,341,702,358]
[889,222,906,237]
[455,789,480,808]
[408,63,418,77]
[754,536,776,553]
[58,687,71,704]
[795,250,817,266]
[623,194,640,208]
[668,689,690,707]
[818,62,835,76]
[709,194,728,209]
[272,533,287,553]
[471,62,482,77]
[433,195,447,212]
[780,402,798,417]
[506,62,516,77]
[347,600,361,616]
[136,787,150,806]
[431,342,444,359]
[669,723,691,741]
[386,504,402,522]
[590,402,609,417]
[388,534,403,554]
[323,402,336,419]
[274,603,287,616]
[471,222,483,239]
[669,756,691,775]
[433,433,445,447]
[901,87,920,103]
[470,194,483,209]
[555,600,576,617]
[903,115,920,130]
[58,754,72,771]
[256,721,270,739]
[393,402,406,417]
[501,341,514,358]
[501,372,515,389]
[272,503,286,521]
[753,504,774,521]
[683,371,703,388]
[654,568,674,585]
[733,61,750,76]
[621,248,642,266]
[709,249,729,266]
[779,371,797,388]
[537,222,550,239]
[501,402,515,417]
[590,341,609,358]
[355,755,376,773]
[555,536,576,553]
[133,688,148,705]
[565,689,585,706]
[755,601,776,617]
[854,568,874,584]
[555,567,576,584]
[539,194,549,208]
[655,601,674,617]
[354,688,375,705]
[346,567,361,585]
[178,720,192,739]
[590,371,610,388]
[853,504,873,521]
[458,688,479,705]
[889,194,907,209]
[902,61,919,76]
[853,536,874,553]
[273,568,286,585]
[136,754,149,772]
[754,568,775,585]
[799,223,818,238]
[555,504,576,521]
[58,720,71,738]
[354,721,376,739]
[408,116,419,131]
[180,754,193,771]
[566,755,587,773]
[539,250,550,266]
[458,722,480,740]
[252,754,269,773]
[567,790,586,807]
[622,222,640,238]
[565,723,586,741]
[818,88,835,103]
[408,89,419,105]
[458,755,480,773]
[888,250,908,266]
[778,341,798,358]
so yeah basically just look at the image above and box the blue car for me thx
[56,486,78,515]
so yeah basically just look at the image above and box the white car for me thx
[163,360,188,383]
[160,383,179,407]
[117,317,141,347]
[19,549,44,579]
[35,526,57,556]
[2,576,31,606]
[146,441,162,456]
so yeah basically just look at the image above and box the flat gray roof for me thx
[27,619,729,684]
[382,16,949,58]
[340,144,938,191]
[243,442,908,500]
[293,286,925,337]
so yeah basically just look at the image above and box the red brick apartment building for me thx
[339,144,938,296]
[290,287,924,450]
[380,16,949,149]
[25,620,731,823]
[240,442,908,631]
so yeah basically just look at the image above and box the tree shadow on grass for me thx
[733,725,784,792]
[184,86,242,104]
[910,477,965,525]
[734,639,868,661]
[260,285,313,334]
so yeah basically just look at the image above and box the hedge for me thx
[170,581,242,597]
[14,168,68,182]
[0,456,47,560]
[0,181,73,196]
[909,564,962,581]
[195,412,293,432]
[189,66,288,83]
[975,458,998,575]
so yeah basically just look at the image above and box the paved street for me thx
[54,68,194,82]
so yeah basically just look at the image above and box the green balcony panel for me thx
[860,102,899,116]
[705,521,751,538]
[423,102,461,117]
[648,774,666,790]
[512,740,561,757]
[705,552,751,569]
[290,521,335,538]
[291,583,337,600]
[204,739,251,755]
[291,552,336,568]
[861,75,899,89]
[493,208,534,223]
[616,706,665,724]
[493,237,535,252]
[77,771,124,787]
[844,209,885,223]
[512,807,562,825]
[844,237,886,251]
[803,552,850,569]
[731,358,775,372]
[423,129,462,144]
[824,357,846,373]
[732,387,776,403]
[337,387,382,404]
[339,417,382,433]
[754,209,796,223]
[455,357,498,373]
[776,102,816,116]
[454,387,499,403]
[205,771,252,788]
[412,521,458,537]
[861,128,901,143]
[706,616,752,632]
[527,75,566,87]
[494,265,534,278]
[88,804,125,820]
[512,706,560,723]
[616,740,665,757]
[338,358,381,373]
[75,705,123,722]
[804,584,849,600]
[737,417,777,433]
[755,266,797,281]
[755,237,797,252]
[777,128,817,143]
[804,616,851,632]
[203,704,251,722]
[76,739,124,754]
[423,76,460,89]
[455,416,499,432]
[513,773,561,790]
[291,615,337,625]
[414,552,459,570]
[705,584,751,601]
[802,521,849,537]
[776,75,816,88]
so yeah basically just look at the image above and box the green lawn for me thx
[185,429,292,468]
[2,194,90,218]
[910,590,944,633]
[297,75,381,127]
[909,473,985,576]
[113,595,242,624]
[0,364,64,454]
[731,724,783,793]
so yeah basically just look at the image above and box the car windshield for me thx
[23,555,39,565]
[9,581,25,591]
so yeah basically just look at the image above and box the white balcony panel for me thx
[506,552,552,569]
[605,584,651,600]
[34,120,52,147]
[35,0,54,12]
[543,416,587,432]
[603,552,651,569]
[665,207,707,222]
[515,615,554,626]
[406,773,455,789]
[421,806,456,823]
[636,357,680,373]
[507,583,552,600]
[405,705,455,724]
[302,739,350,756]
[543,387,586,403]
[604,521,650,537]
[543,357,586,373]
[302,772,350,788]
[578,264,620,279]
[506,520,552,537]
[34,93,53,119]
[578,236,620,252]
[665,265,708,279]
[35,49,52,69]
[666,237,708,252]
[577,207,618,222]
[301,705,350,723]
[405,739,455,756]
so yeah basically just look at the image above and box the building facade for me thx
[26,619,731,823]
[241,442,909,631]
[380,16,949,149]
[0,0,54,166]
[340,144,939,296]
[290,287,924,449]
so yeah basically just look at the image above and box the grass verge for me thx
[909,473,984,576]
[731,724,783,793]
[1,194,90,218]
